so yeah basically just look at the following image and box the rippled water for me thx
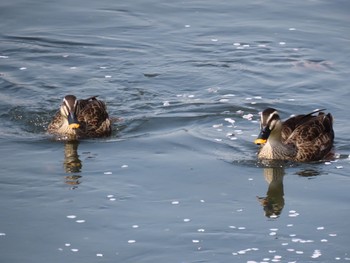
[1,0,350,262]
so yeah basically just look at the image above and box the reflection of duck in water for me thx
[48,95,111,140]
[257,167,285,218]
[64,141,82,173]
[63,141,82,187]
[254,108,334,162]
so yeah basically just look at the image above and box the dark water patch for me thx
[4,34,97,49]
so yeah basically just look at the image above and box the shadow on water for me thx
[63,141,82,188]
[296,168,322,177]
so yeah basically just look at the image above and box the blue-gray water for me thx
[1,0,350,262]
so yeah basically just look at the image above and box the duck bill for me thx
[254,126,271,145]
[68,112,80,129]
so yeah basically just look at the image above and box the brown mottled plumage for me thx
[48,95,111,140]
[254,108,334,162]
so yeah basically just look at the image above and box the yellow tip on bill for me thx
[254,138,267,145]
[69,123,80,129]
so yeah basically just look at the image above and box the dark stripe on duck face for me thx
[63,95,78,113]
[262,108,278,124]
[255,108,280,145]
[63,95,80,128]
[261,108,280,130]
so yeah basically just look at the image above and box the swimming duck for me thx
[48,95,111,140]
[254,108,334,162]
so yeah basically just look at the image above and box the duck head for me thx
[254,108,281,145]
[60,95,80,129]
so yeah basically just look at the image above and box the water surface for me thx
[1,0,350,262]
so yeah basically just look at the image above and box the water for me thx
[1,0,350,262]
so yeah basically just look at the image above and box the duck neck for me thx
[263,122,296,160]
[268,121,283,144]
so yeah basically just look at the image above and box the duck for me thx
[254,108,334,162]
[48,95,111,140]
